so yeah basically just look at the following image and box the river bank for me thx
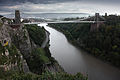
[25,24,64,74]
[45,24,120,80]
[48,23,120,68]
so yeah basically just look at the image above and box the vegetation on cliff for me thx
[0,70,87,80]
[25,24,61,73]
[48,15,120,67]
[27,48,50,74]
[0,22,87,80]
[23,24,88,80]
[12,71,88,80]
[24,24,48,74]
[0,43,21,67]
[0,43,24,79]
[25,24,45,46]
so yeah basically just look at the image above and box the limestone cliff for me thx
[0,17,30,75]
[9,24,33,58]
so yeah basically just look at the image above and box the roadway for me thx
[24,21,105,25]
[41,30,50,48]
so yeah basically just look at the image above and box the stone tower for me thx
[90,13,100,31]
[105,13,107,17]
[15,10,21,24]
[95,13,99,22]
[95,13,99,28]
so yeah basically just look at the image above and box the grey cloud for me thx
[0,0,120,15]
[0,0,119,6]
[0,0,79,6]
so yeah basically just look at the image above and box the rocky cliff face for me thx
[9,24,31,58]
[0,24,11,47]
[8,24,37,59]
[0,18,30,73]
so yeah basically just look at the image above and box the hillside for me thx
[0,17,87,80]
[48,15,120,68]
[0,17,30,79]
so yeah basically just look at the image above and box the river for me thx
[39,23,120,80]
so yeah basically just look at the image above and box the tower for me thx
[95,13,99,28]
[105,13,107,17]
[90,13,100,31]
[15,10,21,24]
[95,13,99,22]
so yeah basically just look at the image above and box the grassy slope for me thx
[32,48,50,63]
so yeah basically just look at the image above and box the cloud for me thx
[0,0,120,15]
[0,0,120,6]
[0,0,79,6]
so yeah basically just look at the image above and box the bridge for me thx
[24,13,105,31]
[24,21,104,24]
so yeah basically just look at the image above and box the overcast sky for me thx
[0,0,120,15]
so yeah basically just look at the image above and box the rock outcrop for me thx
[0,18,30,73]
[9,24,32,58]
[0,24,11,47]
